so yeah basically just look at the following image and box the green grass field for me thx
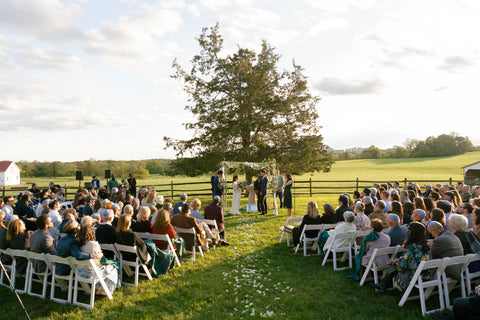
[1,152,478,319]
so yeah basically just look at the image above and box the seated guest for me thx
[380,191,391,213]
[151,202,173,226]
[427,221,464,281]
[362,196,374,216]
[173,193,188,215]
[431,208,446,227]
[131,206,152,233]
[411,209,426,224]
[456,203,474,229]
[18,193,37,231]
[2,196,15,217]
[322,211,356,254]
[204,196,226,240]
[451,284,480,320]
[423,198,435,221]
[30,214,56,273]
[335,195,353,222]
[171,203,207,251]
[58,209,77,234]
[0,214,15,264]
[152,209,178,250]
[369,200,388,229]
[375,222,431,293]
[473,208,480,239]
[189,198,203,220]
[320,203,340,224]
[48,200,63,240]
[391,201,405,224]
[7,218,31,274]
[56,219,100,275]
[437,200,454,231]
[116,213,150,264]
[449,214,480,272]
[359,219,391,277]
[77,224,119,294]
[292,201,322,248]
[402,202,414,225]
[95,210,118,259]
[82,195,95,218]
[387,214,408,246]
[353,202,371,232]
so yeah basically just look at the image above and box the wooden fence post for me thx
[309,177,312,197]
[2,186,5,198]
[170,181,174,199]
[356,178,359,191]
[64,184,67,201]
[449,177,452,185]
[404,177,407,185]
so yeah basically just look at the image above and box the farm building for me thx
[462,161,480,186]
[0,161,21,186]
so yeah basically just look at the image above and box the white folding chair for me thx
[354,230,372,254]
[72,258,113,310]
[6,249,30,294]
[359,245,405,286]
[398,258,447,316]
[174,227,203,261]
[278,217,302,247]
[464,253,480,295]
[114,243,152,287]
[25,251,51,299]
[46,254,75,304]
[0,249,15,289]
[294,224,324,256]
[135,232,151,240]
[322,232,356,271]
[149,233,181,268]
[203,219,221,242]
[99,243,120,261]
[442,255,470,309]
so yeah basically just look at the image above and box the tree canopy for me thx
[165,24,333,175]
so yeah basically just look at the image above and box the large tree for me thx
[165,24,333,175]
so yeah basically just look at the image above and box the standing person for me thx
[284,173,293,217]
[254,175,261,212]
[276,172,284,209]
[91,175,102,191]
[127,173,137,197]
[107,174,119,193]
[259,169,269,215]
[230,175,242,215]
[212,170,224,198]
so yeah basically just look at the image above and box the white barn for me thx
[0,161,21,186]
[462,160,480,186]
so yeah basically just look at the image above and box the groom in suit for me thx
[259,169,269,215]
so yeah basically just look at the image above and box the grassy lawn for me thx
[2,153,477,318]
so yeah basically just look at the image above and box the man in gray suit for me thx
[427,221,464,280]
[30,214,56,272]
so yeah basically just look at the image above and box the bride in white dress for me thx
[230,175,242,215]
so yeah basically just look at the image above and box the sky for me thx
[1,0,479,162]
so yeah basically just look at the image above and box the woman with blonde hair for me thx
[7,218,31,273]
[189,198,203,220]
[292,201,322,248]
[132,206,153,233]
[117,213,150,264]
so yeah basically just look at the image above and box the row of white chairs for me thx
[0,248,113,310]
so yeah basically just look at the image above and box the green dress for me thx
[284,180,293,209]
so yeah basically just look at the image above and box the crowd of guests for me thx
[0,179,230,297]
[290,181,480,320]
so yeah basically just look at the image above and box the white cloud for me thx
[85,4,183,69]
[438,56,474,73]
[315,77,385,95]
[0,0,84,42]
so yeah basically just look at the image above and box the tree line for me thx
[333,133,477,160]
[17,159,172,178]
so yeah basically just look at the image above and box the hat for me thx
[417,209,426,218]
[92,175,96,177]
[426,184,432,188]
[213,195,221,201]
[389,214,400,222]
[59,188,64,191]
[111,187,119,193]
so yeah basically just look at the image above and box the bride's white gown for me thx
[230,181,242,214]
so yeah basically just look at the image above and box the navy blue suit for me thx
[259,175,268,214]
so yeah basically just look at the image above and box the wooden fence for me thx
[1,177,456,201]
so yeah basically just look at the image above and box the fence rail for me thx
[1,177,455,201]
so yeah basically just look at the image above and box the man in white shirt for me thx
[48,200,63,241]
[2,196,14,217]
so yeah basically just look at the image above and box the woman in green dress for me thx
[284,173,293,216]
